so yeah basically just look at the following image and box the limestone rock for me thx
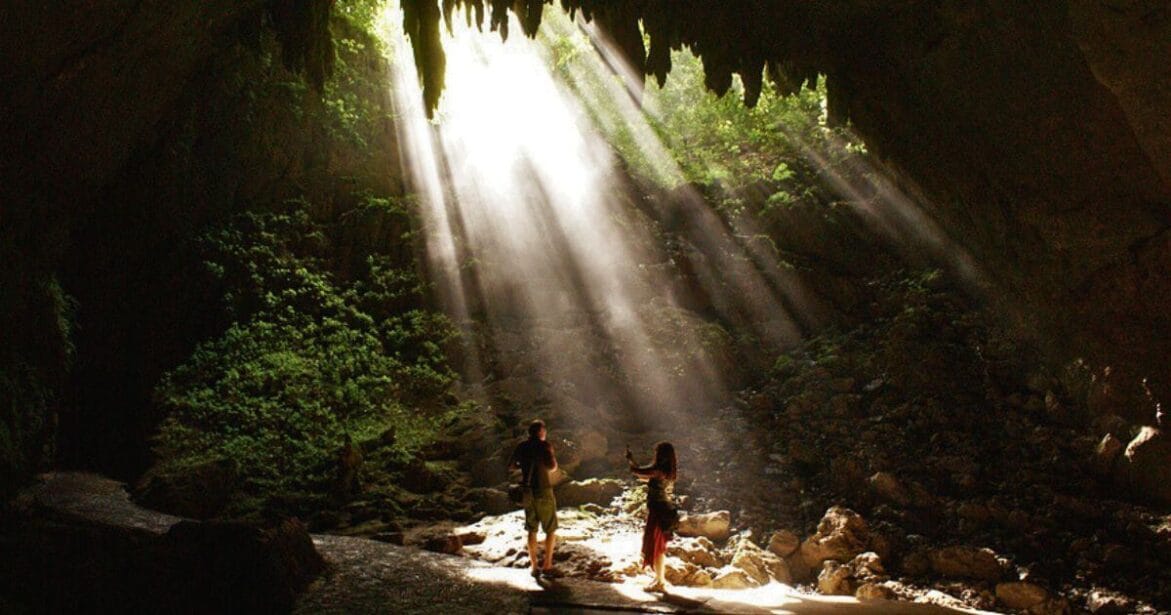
[928,546,1004,581]
[767,529,800,558]
[800,507,870,568]
[855,582,895,601]
[134,457,239,520]
[668,536,724,568]
[730,538,790,585]
[711,565,759,589]
[868,472,911,506]
[996,582,1049,610]
[818,561,854,596]
[1091,434,1124,477]
[1086,589,1134,614]
[686,568,714,587]
[816,551,886,597]
[677,510,731,542]
[1114,426,1171,505]
[664,558,698,585]
[554,478,624,508]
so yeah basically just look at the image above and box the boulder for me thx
[1113,426,1171,505]
[928,546,1004,581]
[816,552,886,597]
[161,518,325,613]
[554,478,624,508]
[868,472,911,506]
[818,561,854,596]
[134,458,239,519]
[800,507,870,568]
[677,510,731,542]
[685,568,714,587]
[711,566,759,589]
[1091,434,1125,476]
[767,529,800,558]
[668,536,724,568]
[664,558,698,585]
[730,538,775,585]
[995,582,1050,611]
[855,583,896,601]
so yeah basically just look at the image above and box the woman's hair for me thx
[652,441,677,480]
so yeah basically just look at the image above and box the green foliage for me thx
[322,9,394,147]
[153,199,458,499]
[545,25,865,220]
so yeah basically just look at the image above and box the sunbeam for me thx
[386,5,744,429]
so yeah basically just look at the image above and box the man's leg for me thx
[542,530,556,571]
[527,531,540,573]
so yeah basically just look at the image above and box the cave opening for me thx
[2,1,1170,613]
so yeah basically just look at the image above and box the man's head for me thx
[527,419,546,440]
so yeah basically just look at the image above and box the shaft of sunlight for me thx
[385,3,733,425]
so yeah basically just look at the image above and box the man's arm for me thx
[544,442,558,473]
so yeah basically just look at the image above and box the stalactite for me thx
[399,0,840,121]
[403,0,446,117]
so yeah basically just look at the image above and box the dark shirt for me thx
[510,438,555,492]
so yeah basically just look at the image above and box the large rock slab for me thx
[677,510,732,542]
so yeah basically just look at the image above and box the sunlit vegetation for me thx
[151,199,464,508]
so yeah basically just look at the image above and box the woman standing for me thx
[626,441,678,592]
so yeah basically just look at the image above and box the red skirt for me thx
[641,505,673,568]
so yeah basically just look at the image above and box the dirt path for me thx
[12,473,988,614]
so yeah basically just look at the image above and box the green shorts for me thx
[523,488,558,534]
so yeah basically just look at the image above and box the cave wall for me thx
[829,1,1171,410]
[1,1,401,490]
[3,0,1170,494]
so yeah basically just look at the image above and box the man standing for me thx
[509,419,559,578]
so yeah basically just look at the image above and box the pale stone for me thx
[731,538,771,585]
[817,561,853,596]
[856,583,895,601]
[711,565,759,589]
[767,529,800,557]
[800,507,870,568]
[668,536,723,568]
[677,510,732,542]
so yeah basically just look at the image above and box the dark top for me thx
[510,438,555,492]
[631,466,675,507]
